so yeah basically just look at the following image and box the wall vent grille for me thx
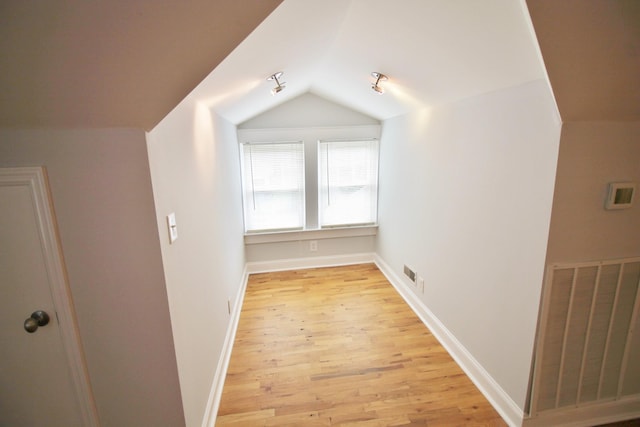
[530,257,640,416]
[403,265,416,282]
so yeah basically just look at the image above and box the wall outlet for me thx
[310,240,318,251]
[418,276,425,293]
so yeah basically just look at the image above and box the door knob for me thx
[24,310,50,333]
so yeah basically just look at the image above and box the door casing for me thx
[0,167,99,426]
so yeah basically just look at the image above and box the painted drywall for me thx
[246,235,375,263]
[0,129,184,426]
[147,100,246,426]
[545,121,640,263]
[239,92,380,129]
[376,79,561,410]
[239,93,381,263]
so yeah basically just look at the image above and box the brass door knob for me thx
[24,310,50,333]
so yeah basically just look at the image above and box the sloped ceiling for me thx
[184,0,546,125]
[0,0,282,130]
[0,0,637,130]
[527,0,640,122]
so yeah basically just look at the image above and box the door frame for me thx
[0,167,99,426]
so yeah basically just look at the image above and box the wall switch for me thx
[310,240,318,251]
[418,276,425,293]
[167,213,178,244]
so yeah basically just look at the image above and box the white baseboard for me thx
[246,252,375,274]
[201,266,251,427]
[202,253,637,427]
[204,254,525,427]
[523,396,640,427]
[373,255,525,427]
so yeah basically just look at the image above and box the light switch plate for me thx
[167,213,178,243]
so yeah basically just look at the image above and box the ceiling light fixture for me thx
[371,72,388,95]
[267,72,286,95]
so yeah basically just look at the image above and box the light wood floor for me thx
[217,263,506,426]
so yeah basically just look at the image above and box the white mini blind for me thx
[240,142,305,232]
[318,139,379,228]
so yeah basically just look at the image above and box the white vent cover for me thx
[530,258,640,415]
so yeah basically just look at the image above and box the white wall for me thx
[240,93,381,263]
[246,235,376,263]
[523,122,640,426]
[147,100,246,426]
[546,121,640,263]
[239,92,380,129]
[0,129,184,426]
[376,79,561,411]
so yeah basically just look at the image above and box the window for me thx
[237,125,381,238]
[240,142,305,232]
[318,139,379,227]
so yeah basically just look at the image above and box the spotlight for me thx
[371,72,387,95]
[267,72,286,95]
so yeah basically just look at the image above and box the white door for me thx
[0,167,98,426]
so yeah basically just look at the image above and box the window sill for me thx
[244,225,378,245]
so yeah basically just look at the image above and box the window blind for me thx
[318,139,379,228]
[240,142,305,232]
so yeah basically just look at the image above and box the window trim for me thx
[237,125,381,236]
[244,224,378,244]
[239,140,306,233]
[318,138,379,228]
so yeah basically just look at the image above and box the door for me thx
[0,167,98,426]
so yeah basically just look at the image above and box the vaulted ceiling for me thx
[0,0,282,130]
[194,0,545,125]
[0,0,637,130]
[527,0,640,122]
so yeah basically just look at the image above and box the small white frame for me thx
[605,182,635,210]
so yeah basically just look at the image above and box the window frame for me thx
[239,140,306,233]
[237,125,381,242]
[317,138,380,228]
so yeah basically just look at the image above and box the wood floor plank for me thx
[217,264,507,426]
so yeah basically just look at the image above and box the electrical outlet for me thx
[418,276,425,293]
[310,240,318,251]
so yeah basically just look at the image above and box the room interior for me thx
[0,0,638,426]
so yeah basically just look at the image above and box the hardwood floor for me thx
[217,263,506,426]
[597,421,640,427]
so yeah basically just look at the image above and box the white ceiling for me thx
[192,0,547,125]
[1,0,637,129]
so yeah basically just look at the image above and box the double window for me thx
[240,139,379,233]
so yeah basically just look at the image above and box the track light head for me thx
[267,72,286,95]
[371,72,388,95]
